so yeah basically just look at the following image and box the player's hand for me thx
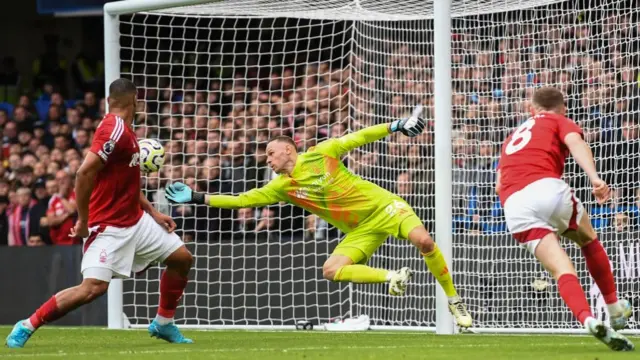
[390,105,426,137]
[591,178,611,204]
[165,182,193,203]
[152,212,177,233]
[70,220,89,238]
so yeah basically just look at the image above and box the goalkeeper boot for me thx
[448,300,473,329]
[585,317,634,351]
[610,299,633,330]
[5,320,33,348]
[389,267,413,296]
[148,319,193,344]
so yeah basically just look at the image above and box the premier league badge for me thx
[103,140,116,155]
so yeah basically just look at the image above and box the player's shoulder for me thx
[265,174,288,189]
[95,114,128,142]
[96,114,126,132]
[534,112,575,125]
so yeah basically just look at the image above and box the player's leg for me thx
[132,213,193,344]
[5,277,110,348]
[401,217,472,328]
[533,232,592,323]
[6,226,120,348]
[533,232,633,351]
[325,234,395,285]
[562,209,631,330]
[155,246,192,325]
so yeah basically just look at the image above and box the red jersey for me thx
[497,113,582,204]
[47,191,79,245]
[88,114,143,228]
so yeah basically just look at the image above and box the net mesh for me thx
[117,0,640,330]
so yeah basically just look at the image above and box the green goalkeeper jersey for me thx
[208,124,407,233]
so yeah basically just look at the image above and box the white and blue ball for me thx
[138,138,165,173]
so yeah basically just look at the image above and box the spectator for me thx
[235,208,256,232]
[613,117,640,206]
[29,178,51,245]
[0,196,8,246]
[255,207,278,232]
[32,35,67,96]
[72,45,105,96]
[7,187,35,246]
[0,56,21,104]
[304,214,329,241]
[46,170,77,245]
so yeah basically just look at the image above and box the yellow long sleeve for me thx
[314,123,391,158]
[207,183,281,209]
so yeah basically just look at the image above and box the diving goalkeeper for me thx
[166,107,472,328]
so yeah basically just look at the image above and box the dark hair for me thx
[532,87,565,111]
[108,78,137,98]
[268,135,297,148]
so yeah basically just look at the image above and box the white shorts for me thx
[503,178,584,255]
[81,212,183,282]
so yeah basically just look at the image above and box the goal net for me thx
[111,0,640,332]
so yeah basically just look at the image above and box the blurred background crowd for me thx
[1,8,640,246]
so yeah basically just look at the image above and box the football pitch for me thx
[0,327,638,360]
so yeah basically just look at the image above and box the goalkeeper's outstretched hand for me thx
[390,105,426,137]
[165,182,194,203]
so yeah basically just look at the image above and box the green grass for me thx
[0,327,638,360]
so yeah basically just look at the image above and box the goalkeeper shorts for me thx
[332,199,424,264]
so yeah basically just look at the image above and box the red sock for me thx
[582,239,618,304]
[28,296,63,329]
[557,274,593,324]
[158,270,188,318]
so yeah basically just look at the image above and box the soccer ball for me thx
[138,138,165,173]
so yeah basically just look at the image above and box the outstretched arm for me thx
[315,123,392,158]
[315,105,425,158]
[166,181,282,209]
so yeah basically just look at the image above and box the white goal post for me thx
[103,0,640,335]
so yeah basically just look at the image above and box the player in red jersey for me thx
[47,170,78,245]
[497,87,633,351]
[6,79,194,348]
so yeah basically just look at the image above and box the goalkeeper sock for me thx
[557,273,593,324]
[25,296,63,331]
[422,245,458,298]
[333,265,389,283]
[581,239,619,306]
[156,270,188,324]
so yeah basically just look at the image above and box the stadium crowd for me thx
[1,13,640,246]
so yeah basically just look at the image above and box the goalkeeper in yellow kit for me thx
[166,107,472,328]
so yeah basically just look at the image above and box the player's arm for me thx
[563,131,610,203]
[166,181,283,209]
[564,133,600,182]
[139,191,160,216]
[495,170,502,195]
[315,105,425,158]
[140,190,176,232]
[75,152,105,223]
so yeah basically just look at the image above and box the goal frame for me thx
[102,0,629,336]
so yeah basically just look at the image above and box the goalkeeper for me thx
[166,106,472,328]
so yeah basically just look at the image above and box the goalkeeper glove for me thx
[390,105,426,137]
[165,182,206,204]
